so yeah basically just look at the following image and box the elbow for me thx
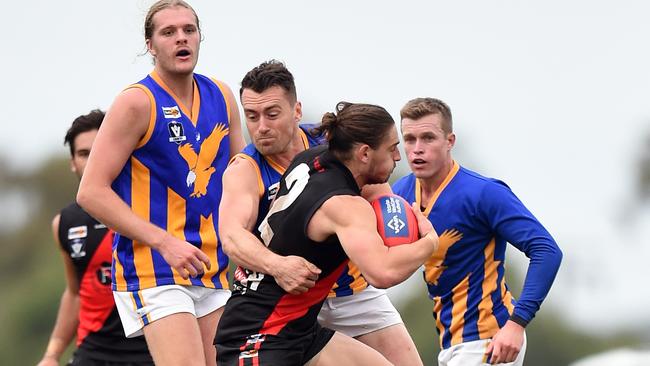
[76,185,92,211]
[364,270,402,289]
[217,226,236,257]
[553,244,563,268]
[220,236,235,257]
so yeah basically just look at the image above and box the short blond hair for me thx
[400,98,453,135]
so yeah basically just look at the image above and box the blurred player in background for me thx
[392,97,563,365]
[218,60,423,365]
[76,1,244,365]
[38,110,153,366]
[215,101,438,365]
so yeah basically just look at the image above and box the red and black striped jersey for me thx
[58,202,152,362]
[215,146,358,344]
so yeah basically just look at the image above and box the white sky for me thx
[2,0,650,332]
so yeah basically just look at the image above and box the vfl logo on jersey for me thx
[168,121,187,144]
[178,123,229,198]
[68,225,87,240]
[96,261,112,285]
[382,196,407,237]
[70,239,86,258]
[162,105,181,119]
[267,182,279,201]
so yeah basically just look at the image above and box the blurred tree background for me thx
[1,150,647,365]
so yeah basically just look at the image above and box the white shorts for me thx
[438,333,527,366]
[113,284,230,338]
[317,285,403,338]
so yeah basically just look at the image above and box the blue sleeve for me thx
[478,180,563,326]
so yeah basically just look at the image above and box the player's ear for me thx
[70,159,77,174]
[146,39,156,57]
[447,132,456,151]
[357,144,370,163]
[294,101,302,123]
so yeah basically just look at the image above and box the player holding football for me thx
[217,60,423,365]
[392,97,562,365]
[215,101,438,365]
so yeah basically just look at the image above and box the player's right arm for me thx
[309,195,438,289]
[77,88,209,279]
[219,158,320,294]
[38,215,80,366]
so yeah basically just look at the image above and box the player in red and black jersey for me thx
[215,102,438,365]
[38,110,152,366]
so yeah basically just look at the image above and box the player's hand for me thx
[411,202,434,237]
[411,203,438,253]
[271,255,321,295]
[486,320,524,364]
[157,233,211,279]
[36,355,59,366]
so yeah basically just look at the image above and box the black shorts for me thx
[216,324,335,366]
[67,349,154,366]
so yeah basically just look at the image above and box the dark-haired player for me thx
[215,102,438,365]
[38,110,153,366]
[218,60,423,365]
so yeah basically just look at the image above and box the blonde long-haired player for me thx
[77,1,244,365]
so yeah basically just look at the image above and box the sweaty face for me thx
[147,6,200,76]
[401,113,454,181]
[365,125,401,184]
[241,86,301,156]
[70,129,98,179]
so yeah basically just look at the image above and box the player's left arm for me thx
[481,180,563,363]
[310,195,437,289]
[38,215,80,366]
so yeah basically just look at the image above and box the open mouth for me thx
[176,49,191,57]
[411,158,426,166]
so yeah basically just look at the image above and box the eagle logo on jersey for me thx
[425,229,463,286]
[178,123,229,198]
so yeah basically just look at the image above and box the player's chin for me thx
[173,61,197,74]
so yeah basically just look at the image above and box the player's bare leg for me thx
[357,323,423,366]
[198,307,224,366]
[143,312,205,366]
[307,332,392,366]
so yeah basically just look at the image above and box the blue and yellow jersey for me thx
[111,71,234,292]
[392,161,561,349]
[232,124,368,298]
[327,262,367,298]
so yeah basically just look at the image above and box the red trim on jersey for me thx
[77,230,115,345]
[314,156,325,172]
[260,261,348,335]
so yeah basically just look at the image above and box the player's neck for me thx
[154,67,195,107]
